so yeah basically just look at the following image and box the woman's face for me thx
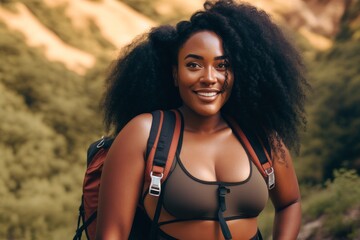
[175,31,234,117]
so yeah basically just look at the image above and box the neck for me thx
[178,106,227,134]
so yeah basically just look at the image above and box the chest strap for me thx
[218,185,232,240]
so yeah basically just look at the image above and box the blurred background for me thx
[0,0,359,239]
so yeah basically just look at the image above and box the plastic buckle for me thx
[265,167,275,190]
[96,136,105,148]
[149,171,163,197]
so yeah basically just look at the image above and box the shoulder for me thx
[123,113,153,132]
[109,113,153,156]
[115,113,153,142]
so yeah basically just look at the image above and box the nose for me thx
[200,66,217,85]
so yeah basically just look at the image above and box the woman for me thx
[96,0,308,239]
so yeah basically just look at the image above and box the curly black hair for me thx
[102,0,309,154]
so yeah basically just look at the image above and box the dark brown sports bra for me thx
[142,123,269,239]
[157,154,268,225]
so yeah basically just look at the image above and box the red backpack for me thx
[73,110,274,240]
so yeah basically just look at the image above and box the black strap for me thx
[256,229,263,240]
[73,211,97,240]
[74,198,84,240]
[146,111,162,159]
[241,125,271,165]
[149,182,167,240]
[152,110,177,167]
[218,185,232,240]
[76,203,83,233]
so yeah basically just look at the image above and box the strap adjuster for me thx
[149,171,163,196]
[265,167,275,190]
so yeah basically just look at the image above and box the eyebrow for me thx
[184,54,227,60]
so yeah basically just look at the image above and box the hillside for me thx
[0,0,359,239]
[0,0,350,75]
[0,0,155,74]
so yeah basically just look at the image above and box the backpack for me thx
[73,110,275,240]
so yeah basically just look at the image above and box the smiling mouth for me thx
[194,91,220,97]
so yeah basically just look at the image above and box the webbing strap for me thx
[145,110,181,185]
[73,211,97,240]
[149,182,167,240]
[241,126,271,165]
[218,185,232,240]
[153,110,177,167]
[146,111,162,159]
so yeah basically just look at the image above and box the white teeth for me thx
[197,92,218,97]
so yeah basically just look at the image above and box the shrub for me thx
[302,169,360,238]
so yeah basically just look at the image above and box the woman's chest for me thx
[179,129,250,182]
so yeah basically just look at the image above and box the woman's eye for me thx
[217,62,230,70]
[186,62,200,69]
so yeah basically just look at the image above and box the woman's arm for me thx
[95,114,152,240]
[269,145,302,240]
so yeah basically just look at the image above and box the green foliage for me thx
[0,18,104,238]
[302,169,360,238]
[0,82,74,239]
[258,201,275,239]
[337,0,360,41]
[297,35,360,183]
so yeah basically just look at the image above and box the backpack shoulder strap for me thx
[145,110,162,159]
[145,109,182,196]
[225,116,275,190]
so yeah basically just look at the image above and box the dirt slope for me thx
[43,0,156,48]
[240,0,348,50]
[0,3,96,75]
[0,0,155,75]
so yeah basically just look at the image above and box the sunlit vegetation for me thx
[0,16,104,238]
[302,169,360,239]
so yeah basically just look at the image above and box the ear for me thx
[172,66,178,87]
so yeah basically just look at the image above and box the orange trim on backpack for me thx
[152,165,164,174]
